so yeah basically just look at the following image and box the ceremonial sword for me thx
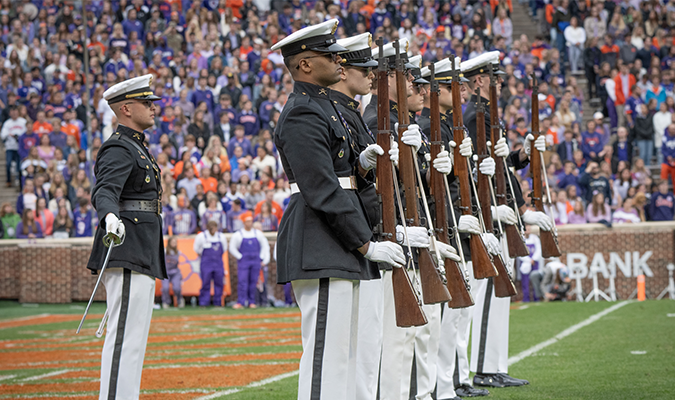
[76,231,124,334]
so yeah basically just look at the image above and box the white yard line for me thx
[508,301,630,366]
[193,370,300,399]
[0,374,16,381]
[0,314,51,324]
[22,369,72,381]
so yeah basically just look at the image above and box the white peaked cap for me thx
[461,51,504,77]
[408,55,422,69]
[103,74,161,104]
[270,19,344,57]
[336,33,378,67]
[337,32,372,53]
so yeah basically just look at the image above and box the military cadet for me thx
[414,58,487,400]
[328,32,397,400]
[460,51,552,388]
[270,20,407,400]
[86,74,166,399]
[360,39,422,400]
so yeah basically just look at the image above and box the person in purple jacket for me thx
[518,224,542,302]
[660,123,675,186]
[581,120,604,161]
[162,237,185,309]
[171,194,197,235]
[16,208,44,239]
[236,101,260,138]
[194,220,228,307]
[73,197,97,237]
[227,125,253,157]
[190,76,214,115]
[649,180,675,221]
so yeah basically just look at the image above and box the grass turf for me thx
[0,300,673,399]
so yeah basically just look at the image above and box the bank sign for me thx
[566,251,654,279]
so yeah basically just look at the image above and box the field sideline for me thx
[0,300,673,399]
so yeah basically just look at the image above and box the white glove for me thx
[521,209,554,231]
[479,157,495,177]
[359,144,384,171]
[396,225,430,248]
[430,239,461,262]
[459,136,473,158]
[491,204,518,225]
[494,137,509,158]
[105,213,125,240]
[457,215,481,235]
[534,135,546,152]
[396,122,422,152]
[481,232,501,256]
[389,140,399,166]
[365,241,406,268]
[523,134,546,156]
[433,150,453,175]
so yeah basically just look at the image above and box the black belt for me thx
[119,199,162,214]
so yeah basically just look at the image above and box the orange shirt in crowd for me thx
[546,127,559,146]
[33,121,53,136]
[200,177,218,194]
[61,122,80,145]
[254,200,283,222]
[173,160,200,180]
[226,0,243,18]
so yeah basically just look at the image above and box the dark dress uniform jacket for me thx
[274,81,377,283]
[86,125,167,280]
[331,89,380,232]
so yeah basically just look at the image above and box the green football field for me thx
[0,299,673,399]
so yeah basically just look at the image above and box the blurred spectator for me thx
[613,197,641,224]
[633,104,655,165]
[0,203,20,239]
[518,224,542,302]
[2,106,24,187]
[52,205,74,239]
[579,161,610,204]
[649,180,675,221]
[586,191,612,224]
[194,220,227,307]
[162,236,184,309]
[34,197,54,237]
[72,197,96,237]
[254,201,278,232]
[229,211,270,308]
[16,208,43,239]
[171,194,197,235]
[564,17,585,75]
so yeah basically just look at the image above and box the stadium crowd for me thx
[1,0,675,242]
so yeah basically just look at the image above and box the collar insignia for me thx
[319,88,328,95]
[349,101,356,109]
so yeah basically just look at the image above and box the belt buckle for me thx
[350,176,357,190]
[156,199,162,215]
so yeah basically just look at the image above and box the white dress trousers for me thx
[353,278,384,400]
[293,278,360,400]
[99,269,155,400]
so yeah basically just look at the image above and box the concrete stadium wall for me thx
[1,223,674,303]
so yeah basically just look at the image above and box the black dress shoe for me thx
[496,373,529,385]
[473,373,527,387]
[456,384,490,397]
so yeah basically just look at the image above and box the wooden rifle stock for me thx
[531,75,562,258]
[429,64,473,308]
[449,60,496,280]
[375,38,426,327]
[395,46,450,304]
[488,74,529,258]
[476,89,516,298]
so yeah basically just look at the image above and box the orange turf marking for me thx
[0,314,89,330]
